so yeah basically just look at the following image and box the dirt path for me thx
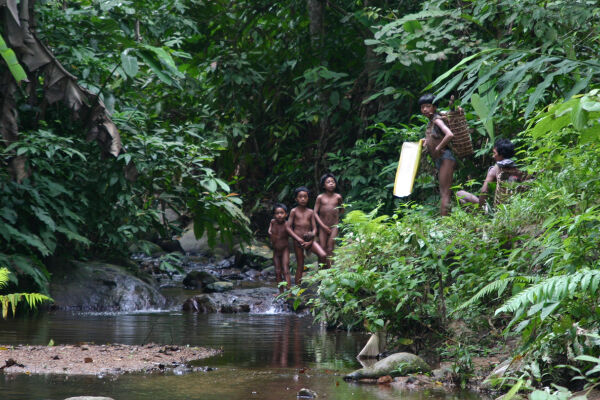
[0,343,219,375]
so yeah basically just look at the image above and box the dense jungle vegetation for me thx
[1,0,600,395]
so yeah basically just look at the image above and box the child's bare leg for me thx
[438,158,456,216]
[318,229,330,267]
[282,247,291,289]
[273,252,284,293]
[326,227,338,267]
[293,244,305,285]
[310,241,328,267]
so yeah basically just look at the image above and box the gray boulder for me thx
[205,281,234,293]
[50,261,166,311]
[178,223,235,258]
[344,352,431,380]
[182,270,217,289]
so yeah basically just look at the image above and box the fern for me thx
[495,269,600,316]
[0,267,53,319]
[454,274,538,312]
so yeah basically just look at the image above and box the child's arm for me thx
[479,165,499,207]
[313,195,331,234]
[286,209,305,245]
[432,118,455,156]
[310,211,318,238]
[268,219,274,236]
[337,194,344,215]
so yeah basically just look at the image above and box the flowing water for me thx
[0,310,486,400]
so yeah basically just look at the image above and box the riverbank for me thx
[0,343,219,375]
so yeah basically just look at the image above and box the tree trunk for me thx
[307,0,330,187]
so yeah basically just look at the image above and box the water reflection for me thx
[271,314,297,367]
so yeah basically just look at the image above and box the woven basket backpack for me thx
[440,96,474,158]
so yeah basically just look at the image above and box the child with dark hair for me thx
[286,187,327,284]
[457,138,520,207]
[419,93,456,216]
[268,203,291,293]
[314,173,343,268]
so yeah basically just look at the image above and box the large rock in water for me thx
[182,270,217,289]
[50,261,166,311]
[182,287,287,314]
[344,352,431,380]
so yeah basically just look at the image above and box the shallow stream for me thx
[0,310,487,400]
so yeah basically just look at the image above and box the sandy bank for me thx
[0,343,219,375]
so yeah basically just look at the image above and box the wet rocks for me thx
[205,281,234,293]
[344,352,431,380]
[183,270,217,289]
[234,243,272,270]
[183,287,287,314]
[50,261,166,312]
[297,388,318,398]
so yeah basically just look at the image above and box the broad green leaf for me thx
[434,71,464,102]
[571,99,588,130]
[121,51,139,78]
[0,33,28,83]
[471,93,494,138]
[525,61,577,118]
[581,97,600,112]
[403,20,422,33]
[426,49,495,90]
[329,91,340,106]
[202,179,218,193]
[138,51,175,86]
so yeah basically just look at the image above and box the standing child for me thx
[419,93,456,216]
[286,187,327,285]
[314,173,343,268]
[268,203,292,293]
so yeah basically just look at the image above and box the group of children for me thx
[268,173,343,292]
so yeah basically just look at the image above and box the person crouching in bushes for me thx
[457,138,522,208]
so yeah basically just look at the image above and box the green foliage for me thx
[0,0,252,290]
[0,33,27,82]
[0,268,52,319]
[441,343,475,388]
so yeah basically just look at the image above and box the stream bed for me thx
[0,310,487,400]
